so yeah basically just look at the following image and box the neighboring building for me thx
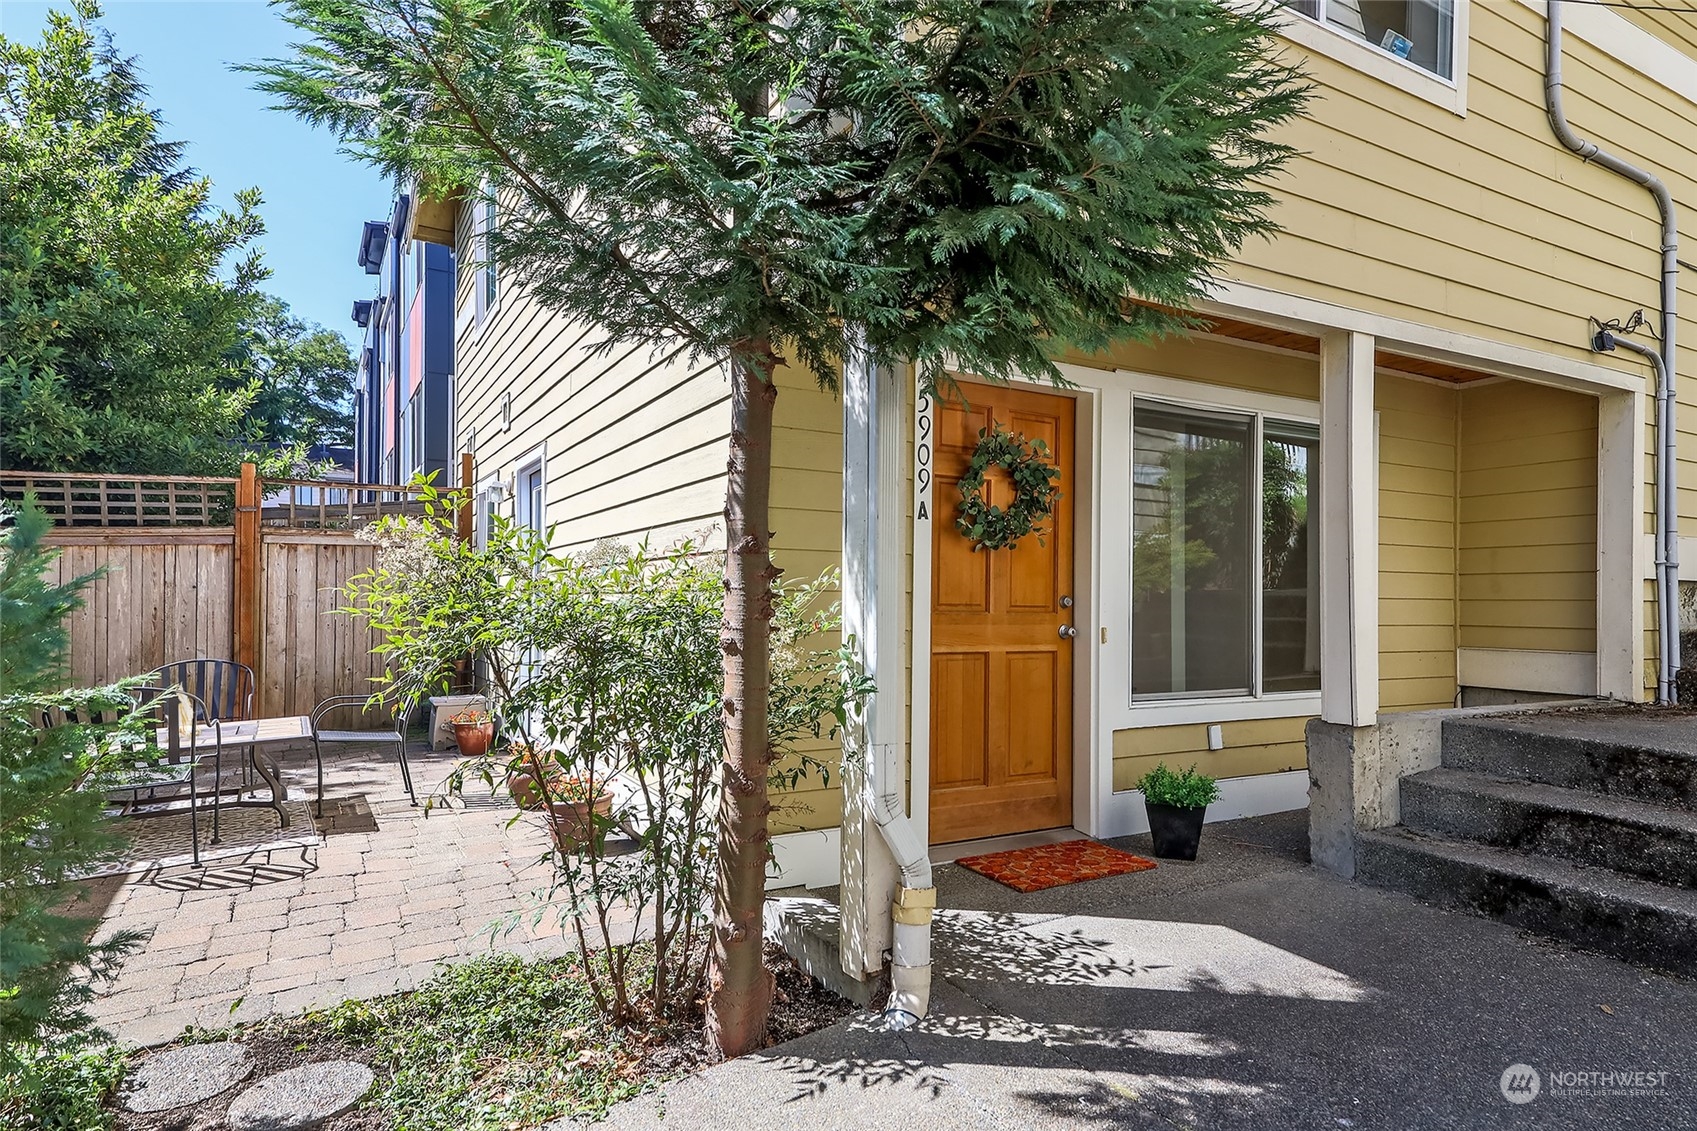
[418,3,1697,992]
[350,193,457,488]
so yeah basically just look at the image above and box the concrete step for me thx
[1356,827,1697,975]
[1441,715,1697,810]
[1400,768,1697,889]
[764,897,878,1008]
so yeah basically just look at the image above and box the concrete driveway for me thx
[600,813,1697,1130]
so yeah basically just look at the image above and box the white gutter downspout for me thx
[843,330,935,1029]
[1546,1,1681,703]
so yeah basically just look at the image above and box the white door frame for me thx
[909,369,1102,846]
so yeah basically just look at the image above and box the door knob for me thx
[1058,625,1078,639]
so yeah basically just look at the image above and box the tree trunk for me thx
[705,342,779,1058]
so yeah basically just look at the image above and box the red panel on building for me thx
[406,293,425,396]
[383,377,397,459]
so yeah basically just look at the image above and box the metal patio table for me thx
[157,715,311,832]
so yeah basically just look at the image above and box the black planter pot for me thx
[1145,801,1207,861]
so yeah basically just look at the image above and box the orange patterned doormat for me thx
[955,838,1157,893]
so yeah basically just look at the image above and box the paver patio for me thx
[81,736,579,1046]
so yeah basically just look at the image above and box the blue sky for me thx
[2,0,392,350]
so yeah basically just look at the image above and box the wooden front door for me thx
[930,381,1076,844]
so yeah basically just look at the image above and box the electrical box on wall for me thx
[1207,724,1225,752]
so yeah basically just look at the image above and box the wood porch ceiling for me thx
[1185,311,1495,385]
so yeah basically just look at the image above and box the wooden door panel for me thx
[933,474,993,613]
[932,652,990,789]
[938,401,994,448]
[929,380,1075,844]
[1005,651,1059,781]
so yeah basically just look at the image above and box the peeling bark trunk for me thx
[705,342,778,1059]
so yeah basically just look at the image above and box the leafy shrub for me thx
[1133,762,1221,810]
[0,1040,126,1131]
[344,490,868,1022]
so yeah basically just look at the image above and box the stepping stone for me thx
[226,1060,374,1131]
[121,1041,255,1113]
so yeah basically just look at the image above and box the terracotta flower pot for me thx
[508,769,547,811]
[547,791,615,855]
[452,719,495,757]
[507,748,560,810]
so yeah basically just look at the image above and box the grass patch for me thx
[221,952,670,1130]
[118,945,846,1130]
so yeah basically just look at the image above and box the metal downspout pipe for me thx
[843,329,935,1029]
[1546,1,1681,702]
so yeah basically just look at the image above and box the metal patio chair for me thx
[154,658,255,725]
[309,694,418,814]
[102,685,223,865]
[155,657,254,791]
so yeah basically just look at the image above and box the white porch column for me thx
[1597,387,1648,700]
[1319,330,1379,727]
[839,343,904,980]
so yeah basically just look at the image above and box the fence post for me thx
[233,462,262,697]
[457,452,475,544]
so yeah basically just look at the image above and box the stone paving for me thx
[80,736,578,1047]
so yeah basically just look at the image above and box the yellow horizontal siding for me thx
[452,201,732,553]
[1112,716,1309,790]
[1247,0,1697,566]
[1457,381,1597,658]
[1061,333,1321,402]
[766,360,849,832]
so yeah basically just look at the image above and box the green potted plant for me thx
[1133,762,1221,861]
[448,706,495,757]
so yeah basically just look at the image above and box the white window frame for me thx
[473,185,500,332]
[1268,0,1469,117]
[1121,373,1323,728]
[401,387,425,479]
[474,476,503,549]
[515,446,546,535]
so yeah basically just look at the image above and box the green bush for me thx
[344,491,869,1024]
[1133,762,1221,810]
[0,1040,126,1131]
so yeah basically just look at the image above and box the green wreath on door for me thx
[954,423,1062,551]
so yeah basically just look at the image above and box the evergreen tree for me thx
[254,0,1308,1055]
[0,1,268,474]
[0,501,145,1059]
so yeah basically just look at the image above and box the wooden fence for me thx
[11,461,472,717]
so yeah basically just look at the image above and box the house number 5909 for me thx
[915,392,932,523]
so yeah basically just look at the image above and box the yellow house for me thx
[422,2,1695,1000]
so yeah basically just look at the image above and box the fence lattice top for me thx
[1,471,440,529]
[0,473,238,527]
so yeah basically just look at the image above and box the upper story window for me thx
[400,239,418,316]
[1284,0,1456,81]
[474,189,500,330]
